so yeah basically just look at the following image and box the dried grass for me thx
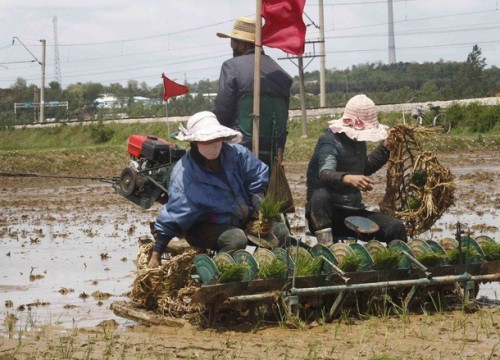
[130,244,202,318]
[380,125,455,236]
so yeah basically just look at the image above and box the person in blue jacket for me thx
[148,111,271,267]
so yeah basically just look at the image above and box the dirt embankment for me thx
[1,308,499,359]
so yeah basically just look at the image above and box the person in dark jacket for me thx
[305,94,407,244]
[214,17,292,164]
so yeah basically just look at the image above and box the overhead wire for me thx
[1,5,498,86]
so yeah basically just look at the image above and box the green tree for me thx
[457,45,487,98]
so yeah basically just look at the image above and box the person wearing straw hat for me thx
[305,94,407,245]
[214,17,292,164]
[148,111,287,267]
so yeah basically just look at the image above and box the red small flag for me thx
[162,73,189,101]
[261,0,306,55]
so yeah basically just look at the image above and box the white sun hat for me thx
[216,17,255,43]
[176,111,242,143]
[328,94,388,142]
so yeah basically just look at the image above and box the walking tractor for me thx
[114,134,185,209]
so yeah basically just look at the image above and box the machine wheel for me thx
[119,168,138,196]
[433,114,451,134]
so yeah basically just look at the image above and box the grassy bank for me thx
[0,113,498,177]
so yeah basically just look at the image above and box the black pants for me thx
[306,189,407,243]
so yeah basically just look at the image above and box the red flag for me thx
[261,0,306,55]
[162,73,189,101]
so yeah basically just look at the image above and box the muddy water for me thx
[0,155,499,329]
[0,183,156,328]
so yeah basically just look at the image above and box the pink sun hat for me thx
[328,94,388,142]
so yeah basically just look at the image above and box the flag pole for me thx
[252,0,263,158]
[165,100,170,140]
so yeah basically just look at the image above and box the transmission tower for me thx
[387,0,396,64]
[52,16,62,87]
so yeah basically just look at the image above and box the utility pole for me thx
[53,16,62,87]
[279,41,323,138]
[387,0,396,64]
[12,37,46,123]
[40,39,46,123]
[318,0,326,107]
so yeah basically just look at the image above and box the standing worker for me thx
[305,94,407,244]
[214,17,293,165]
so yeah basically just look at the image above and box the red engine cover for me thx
[127,135,173,157]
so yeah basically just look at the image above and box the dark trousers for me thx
[186,223,248,253]
[306,189,407,243]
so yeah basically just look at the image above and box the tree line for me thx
[0,45,497,127]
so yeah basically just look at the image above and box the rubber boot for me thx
[314,227,333,245]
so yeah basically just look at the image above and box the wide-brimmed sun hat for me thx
[176,111,242,143]
[328,94,388,142]
[216,17,255,43]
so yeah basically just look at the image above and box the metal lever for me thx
[402,250,432,279]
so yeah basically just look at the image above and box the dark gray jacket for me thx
[213,49,292,129]
[306,130,390,210]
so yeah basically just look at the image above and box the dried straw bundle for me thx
[130,245,202,318]
[380,125,455,236]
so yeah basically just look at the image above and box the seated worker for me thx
[214,17,292,165]
[305,94,407,244]
[148,111,287,267]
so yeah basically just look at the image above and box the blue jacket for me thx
[154,143,269,248]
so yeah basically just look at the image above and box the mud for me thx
[0,149,499,359]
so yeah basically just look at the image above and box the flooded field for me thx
[0,150,498,331]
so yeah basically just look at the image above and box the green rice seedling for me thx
[295,256,322,276]
[258,257,287,279]
[447,247,480,265]
[216,262,248,283]
[248,196,284,236]
[372,248,403,270]
[338,252,364,272]
[417,251,448,267]
[481,242,500,261]
[258,196,285,223]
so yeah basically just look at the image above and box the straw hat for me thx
[328,94,388,142]
[216,17,255,43]
[176,111,242,143]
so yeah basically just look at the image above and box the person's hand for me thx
[147,251,162,268]
[383,138,393,150]
[343,175,374,192]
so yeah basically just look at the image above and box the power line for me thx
[308,0,417,6]
[325,39,500,54]
[308,9,498,34]
[325,24,500,40]
[4,40,497,85]
[0,52,230,83]
[51,15,253,47]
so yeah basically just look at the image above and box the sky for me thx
[0,0,498,91]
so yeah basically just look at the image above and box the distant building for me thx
[187,93,218,100]
[94,94,123,108]
[133,96,152,105]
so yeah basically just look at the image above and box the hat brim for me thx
[216,31,254,43]
[246,233,278,249]
[175,124,243,143]
[328,117,389,142]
